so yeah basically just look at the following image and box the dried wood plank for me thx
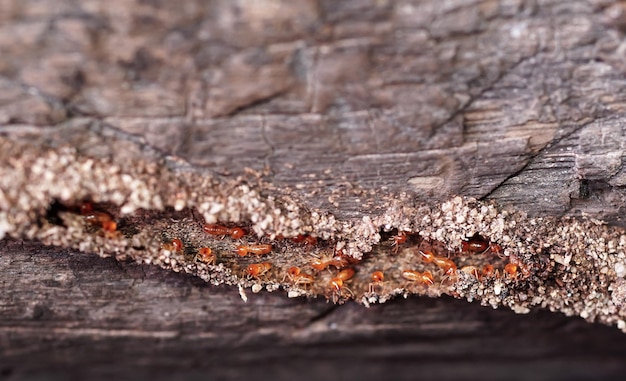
[3,0,626,379]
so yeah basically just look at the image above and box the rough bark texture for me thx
[3,0,626,379]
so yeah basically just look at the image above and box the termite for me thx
[197,247,215,265]
[419,249,436,263]
[284,266,315,288]
[236,244,272,257]
[368,270,385,293]
[490,243,504,257]
[504,263,518,278]
[247,262,272,279]
[482,264,498,278]
[310,252,348,271]
[203,224,246,239]
[432,256,457,276]
[401,270,434,285]
[328,268,355,301]
[292,234,318,246]
[162,238,184,252]
[460,265,480,279]
[391,231,408,253]
[461,235,489,254]
[83,211,117,232]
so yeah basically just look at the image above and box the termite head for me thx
[371,271,384,283]
[198,247,214,264]
[304,235,318,246]
[504,263,518,277]
[80,202,93,215]
[230,227,246,239]
[482,264,495,277]
[330,278,343,292]
[171,238,183,251]
[421,271,434,285]
[287,266,301,277]
[247,262,272,277]
[460,266,480,279]
[419,250,435,263]
[236,245,248,256]
[102,220,117,232]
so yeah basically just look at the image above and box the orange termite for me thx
[432,256,457,275]
[247,262,272,279]
[203,224,246,239]
[490,243,504,257]
[80,202,117,232]
[292,234,318,246]
[391,231,408,253]
[460,266,480,279]
[83,211,117,232]
[197,247,215,265]
[284,266,315,287]
[482,264,497,278]
[419,250,436,263]
[304,235,318,246]
[162,238,184,252]
[520,264,531,278]
[504,263,518,278]
[401,270,434,285]
[310,252,348,271]
[171,238,183,251]
[371,271,384,283]
[368,270,385,293]
[236,244,272,257]
[461,235,489,254]
[329,268,356,300]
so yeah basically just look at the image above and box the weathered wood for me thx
[3,0,626,378]
[2,240,626,380]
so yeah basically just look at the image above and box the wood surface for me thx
[2,0,626,379]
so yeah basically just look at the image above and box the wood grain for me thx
[3,0,626,379]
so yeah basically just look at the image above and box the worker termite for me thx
[284,266,315,288]
[432,256,457,276]
[328,268,355,302]
[80,202,117,233]
[481,264,499,278]
[504,262,531,279]
[247,262,272,280]
[460,266,480,279]
[401,270,434,285]
[419,249,436,263]
[461,235,489,254]
[391,231,409,253]
[197,247,215,265]
[203,224,246,239]
[292,234,318,246]
[310,251,348,271]
[236,244,272,257]
[368,270,385,293]
[461,235,504,257]
[162,238,184,252]
[504,263,518,278]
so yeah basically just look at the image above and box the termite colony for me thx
[69,202,532,303]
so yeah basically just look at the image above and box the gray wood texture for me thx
[3,0,626,379]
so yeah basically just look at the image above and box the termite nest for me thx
[2,132,626,333]
[43,200,545,308]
